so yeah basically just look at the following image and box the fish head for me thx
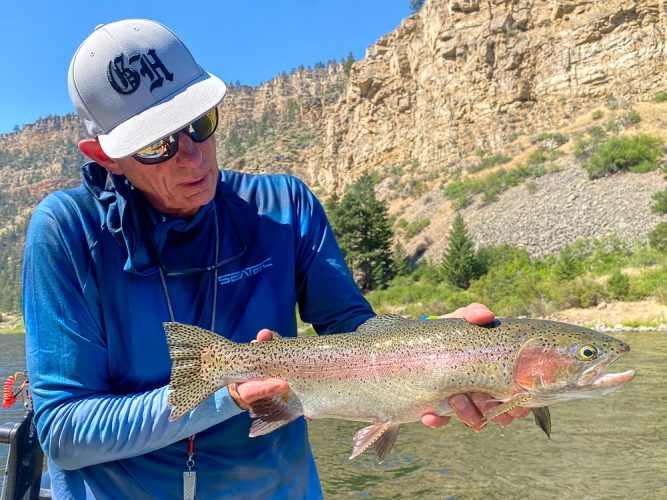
[512,321,635,404]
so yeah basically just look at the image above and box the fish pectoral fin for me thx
[482,394,534,422]
[532,406,552,439]
[247,389,304,437]
[350,422,399,462]
[374,424,400,464]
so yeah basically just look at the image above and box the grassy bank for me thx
[367,238,667,322]
[0,314,24,334]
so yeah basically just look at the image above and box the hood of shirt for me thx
[81,161,217,276]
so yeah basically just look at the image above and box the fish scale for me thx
[165,315,635,462]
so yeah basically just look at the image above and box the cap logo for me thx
[107,48,174,95]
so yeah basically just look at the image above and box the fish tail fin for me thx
[164,322,238,421]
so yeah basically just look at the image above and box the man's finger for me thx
[441,303,495,326]
[252,329,274,343]
[460,303,495,326]
[236,379,288,405]
[421,413,451,428]
[469,392,513,426]
[508,407,532,419]
[449,394,485,431]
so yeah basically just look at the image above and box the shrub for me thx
[591,110,604,120]
[605,111,641,132]
[648,222,667,251]
[531,132,569,147]
[405,219,430,238]
[653,91,667,103]
[582,135,664,179]
[652,189,667,215]
[654,285,667,304]
[607,269,630,300]
[466,154,511,173]
[606,95,619,110]
[553,278,605,309]
[573,126,608,159]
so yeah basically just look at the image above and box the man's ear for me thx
[78,139,123,174]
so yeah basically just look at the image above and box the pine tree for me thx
[441,213,478,289]
[409,0,426,12]
[393,242,412,277]
[327,174,394,292]
[342,52,355,76]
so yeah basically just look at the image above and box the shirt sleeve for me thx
[22,200,244,471]
[290,178,375,334]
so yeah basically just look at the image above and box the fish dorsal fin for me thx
[350,422,399,461]
[247,389,304,437]
[532,406,552,439]
[355,314,408,334]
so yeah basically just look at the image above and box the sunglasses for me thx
[132,108,219,165]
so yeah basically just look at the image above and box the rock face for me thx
[465,163,666,258]
[307,0,666,188]
[1,0,666,273]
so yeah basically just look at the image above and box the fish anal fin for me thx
[248,390,304,437]
[532,406,552,439]
[350,422,395,461]
[374,424,400,464]
[483,394,534,422]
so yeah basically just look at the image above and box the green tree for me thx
[342,52,355,76]
[327,174,394,292]
[554,245,584,282]
[607,269,630,300]
[410,0,426,12]
[393,242,412,277]
[441,213,479,289]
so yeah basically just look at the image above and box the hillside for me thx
[1,0,666,314]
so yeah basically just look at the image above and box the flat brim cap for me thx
[68,19,226,158]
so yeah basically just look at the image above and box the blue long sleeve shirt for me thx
[22,163,374,499]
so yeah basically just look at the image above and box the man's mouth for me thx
[180,172,208,188]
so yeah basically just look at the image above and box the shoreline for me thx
[2,299,666,335]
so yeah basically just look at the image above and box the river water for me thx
[1,331,666,498]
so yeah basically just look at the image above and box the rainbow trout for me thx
[165,315,635,462]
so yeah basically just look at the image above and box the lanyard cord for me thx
[157,205,220,331]
[156,205,220,483]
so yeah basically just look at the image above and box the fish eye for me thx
[577,344,598,361]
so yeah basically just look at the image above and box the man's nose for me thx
[175,131,202,165]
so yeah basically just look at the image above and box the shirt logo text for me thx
[218,258,273,285]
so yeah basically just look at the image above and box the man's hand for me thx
[421,303,531,430]
[227,329,288,409]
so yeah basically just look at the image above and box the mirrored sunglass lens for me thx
[188,109,217,142]
[135,136,176,159]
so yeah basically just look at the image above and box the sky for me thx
[0,1,413,135]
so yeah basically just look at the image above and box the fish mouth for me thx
[580,350,635,391]
[586,369,636,389]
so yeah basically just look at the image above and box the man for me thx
[23,19,528,499]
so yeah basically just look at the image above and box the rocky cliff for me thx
[307,0,666,187]
[1,0,667,312]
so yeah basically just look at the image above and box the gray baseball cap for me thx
[68,19,226,158]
